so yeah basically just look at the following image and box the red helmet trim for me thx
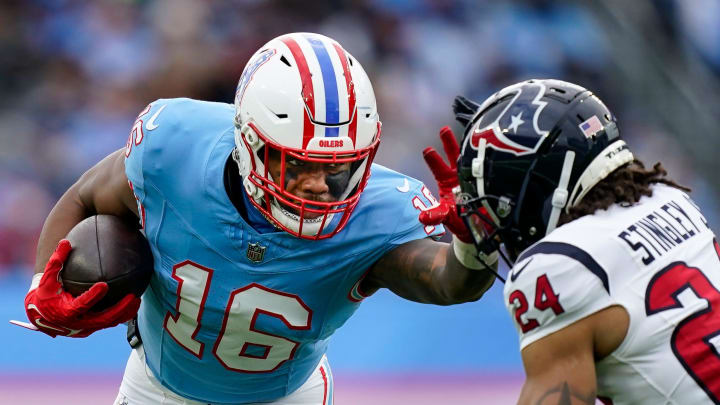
[279,36,316,149]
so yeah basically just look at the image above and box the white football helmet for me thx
[233,33,381,239]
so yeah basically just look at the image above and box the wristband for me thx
[452,236,498,270]
[29,273,43,292]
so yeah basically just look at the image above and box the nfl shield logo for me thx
[246,242,266,263]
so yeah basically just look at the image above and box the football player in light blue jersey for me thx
[19,33,498,405]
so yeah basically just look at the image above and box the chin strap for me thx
[546,150,575,235]
[471,136,502,228]
[545,140,635,236]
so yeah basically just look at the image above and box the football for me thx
[61,215,154,312]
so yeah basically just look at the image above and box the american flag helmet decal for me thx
[578,115,604,138]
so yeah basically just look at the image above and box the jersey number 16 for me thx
[164,260,312,373]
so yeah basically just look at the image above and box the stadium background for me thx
[1,0,719,403]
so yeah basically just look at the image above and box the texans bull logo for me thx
[470,81,551,156]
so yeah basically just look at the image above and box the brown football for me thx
[61,215,154,311]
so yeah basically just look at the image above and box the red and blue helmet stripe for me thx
[306,35,340,137]
[279,34,357,148]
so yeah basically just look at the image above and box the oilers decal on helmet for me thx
[279,34,357,148]
[469,81,550,156]
[236,48,277,106]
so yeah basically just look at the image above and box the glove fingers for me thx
[419,204,450,226]
[69,282,109,315]
[88,294,140,327]
[113,295,141,323]
[422,148,452,179]
[454,113,473,127]
[438,126,460,169]
[38,240,73,293]
[453,96,480,127]
[447,215,473,244]
[47,239,72,271]
[452,95,480,116]
[55,239,73,259]
[474,206,497,235]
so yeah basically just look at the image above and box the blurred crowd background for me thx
[1,0,720,274]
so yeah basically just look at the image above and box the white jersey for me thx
[504,184,720,405]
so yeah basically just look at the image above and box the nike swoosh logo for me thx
[25,304,70,333]
[34,318,66,333]
[19,305,82,335]
[145,105,166,130]
[396,178,410,193]
[510,257,534,282]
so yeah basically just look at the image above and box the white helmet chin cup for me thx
[269,202,335,237]
[232,32,381,239]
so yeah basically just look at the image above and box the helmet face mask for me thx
[457,79,634,264]
[458,193,507,256]
[233,33,381,239]
[236,120,379,238]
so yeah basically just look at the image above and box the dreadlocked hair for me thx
[559,160,691,225]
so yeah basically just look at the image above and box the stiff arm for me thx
[362,238,496,305]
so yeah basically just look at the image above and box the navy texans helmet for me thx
[456,79,634,262]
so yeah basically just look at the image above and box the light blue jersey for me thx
[124,98,443,404]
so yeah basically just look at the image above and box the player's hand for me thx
[17,240,140,338]
[420,126,473,243]
[452,95,481,128]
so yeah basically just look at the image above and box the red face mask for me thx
[240,121,381,239]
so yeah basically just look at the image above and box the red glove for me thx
[14,240,140,338]
[420,126,473,243]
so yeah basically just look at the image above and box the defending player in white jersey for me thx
[422,78,720,404]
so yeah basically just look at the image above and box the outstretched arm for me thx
[361,237,495,305]
[359,126,498,305]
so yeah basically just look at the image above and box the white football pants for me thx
[113,346,333,405]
